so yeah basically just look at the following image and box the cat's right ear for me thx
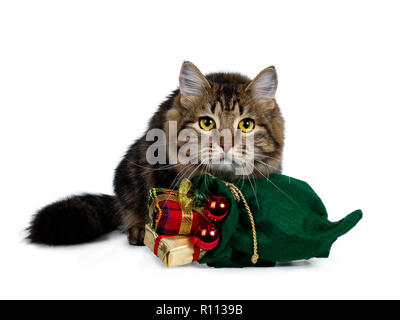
[179,62,210,104]
[246,66,278,100]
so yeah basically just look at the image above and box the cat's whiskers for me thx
[251,165,307,214]
[170,163,195,190]
[234,160,260,208]
[253,158,280,171]
[169,153,204,189]
[123,156,196,172]
[253,152,282,163]
[187,157,209,181]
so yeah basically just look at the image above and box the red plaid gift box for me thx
[148,187,209,236]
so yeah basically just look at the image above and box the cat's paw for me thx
[128,225,145,246]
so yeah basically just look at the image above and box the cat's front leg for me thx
[127,223,146,245]
[116,200,148,245]
[125,208,148,245]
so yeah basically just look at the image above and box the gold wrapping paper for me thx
[144,224,206,267]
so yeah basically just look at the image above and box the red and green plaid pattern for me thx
[148,187,206,235]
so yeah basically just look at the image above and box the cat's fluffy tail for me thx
[27,194,121,245]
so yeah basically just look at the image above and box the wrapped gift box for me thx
[144,224,206,267]
[148,187,209,236]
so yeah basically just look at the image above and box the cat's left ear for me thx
[246,66,278,101]
[179,62,210,102]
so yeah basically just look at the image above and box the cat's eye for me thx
[238,118,255,133]
[199,117,216,131]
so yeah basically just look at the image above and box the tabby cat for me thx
[27,62,284,246]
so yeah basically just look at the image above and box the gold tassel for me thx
[224,182,259,264]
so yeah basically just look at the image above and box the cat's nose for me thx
[220,141,232,153]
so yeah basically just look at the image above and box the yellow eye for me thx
[238,118,255,133]
[199,117,216,131]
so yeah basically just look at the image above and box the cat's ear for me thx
[179,62,210,101]
[246,66,278,101]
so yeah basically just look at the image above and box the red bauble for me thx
[204,195,231,222]
[195,224,220,250]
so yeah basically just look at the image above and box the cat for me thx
[27,62,285,246]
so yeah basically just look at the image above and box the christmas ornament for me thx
[195,224,220,250]
[204,195,231,222]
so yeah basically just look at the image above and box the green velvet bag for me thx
[191,173,362,268]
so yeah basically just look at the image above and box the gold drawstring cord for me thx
[205,173,259,264]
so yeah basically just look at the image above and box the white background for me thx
[1,0,399,300]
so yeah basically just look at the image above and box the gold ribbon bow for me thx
[177,178,194,235]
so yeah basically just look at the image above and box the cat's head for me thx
[165,61,284,181]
